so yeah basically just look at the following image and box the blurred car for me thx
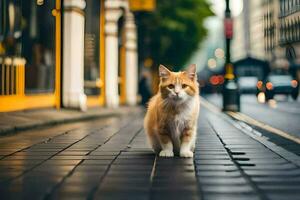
[264,74,299,101]
[237,76,259,94]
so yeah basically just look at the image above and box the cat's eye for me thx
[168,84,175,89]
[182,84,188,88]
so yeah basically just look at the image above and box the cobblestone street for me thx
[0,103,300,200]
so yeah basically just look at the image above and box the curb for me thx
[0,107,142,136]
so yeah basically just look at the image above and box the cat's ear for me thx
[159,64,171,79]
[185,64,197,80]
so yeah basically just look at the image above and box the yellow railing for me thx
[0,57,26,96]
[0,56,56,112]
[0,0,61,112]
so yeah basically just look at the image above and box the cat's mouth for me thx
[171,95,183,101]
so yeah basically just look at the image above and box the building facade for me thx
[0,0,140,112]
[231,0,266,62]
[231,0,300,81]
[263,0,300,77]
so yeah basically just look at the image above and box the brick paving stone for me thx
[232,154,281,159]
[194,154,231,160]
[43,159,82,166]
[58,151,90,156]
[195,159,233,165]
[196,164,238,171]
[2,155,51,160]
[1,105,300,200]
[197,170,242,177]
[199,177,248,185]
[266,194,300,200]
[244,169,300,176]
[0,159,42,166]
[24,148,62,152]
[201,185,254,193]
[251,176,300,183]
[241,163,298,170]
[236,159,289,165]
[203,194,261,200]
[258,184,300,191]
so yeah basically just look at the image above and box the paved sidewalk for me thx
[0,104,300,200]
[0,106,139,135]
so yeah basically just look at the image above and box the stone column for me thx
[104,1,122,108]
[124,11,138,105]
[62,0,87,111]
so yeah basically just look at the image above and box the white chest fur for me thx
[168,96,198,137]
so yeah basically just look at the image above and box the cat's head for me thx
[158,64,198,103]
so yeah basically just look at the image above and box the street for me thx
[0,102,300,200]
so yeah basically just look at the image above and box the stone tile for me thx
[58,151,89,156]
[13,151,57,156]
[89,151,120,156]
[258,184,300,192]
[51,155,85,160]
[265,193,300,200]
[43,159,81,166]
[74,165,109,171]
[201,185,254,193]
[94,191,149,200]
[49,191,87,200]
[241,163,297,170]
[0,159,42,166]
[203,194,260,200]
[3,155,50,160]
[34,165,75,172]
[195,159,233,165]
[81,160,112,165]
[197,170,242,177]
[236,159,288,165]
[251,177,300,183]
[84,155,116,160]
[109,165,153,171]
[198,177,248,185]
[244,169,300,176]
[194,155,231,160]
[196,164,238,171]
[150,188,200,198]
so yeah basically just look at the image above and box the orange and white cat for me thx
[144,64,200,158]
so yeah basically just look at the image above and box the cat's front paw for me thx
[180,150,194,158]
[159,150,174,157]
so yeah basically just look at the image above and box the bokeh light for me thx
[208,58,217,69]
[215,48,225,59]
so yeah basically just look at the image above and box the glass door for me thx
[23,0,56,94]
[84,0,105,107]
[0,0,61,112]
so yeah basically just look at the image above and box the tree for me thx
[137,0,213,71]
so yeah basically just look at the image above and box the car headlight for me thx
[256,81,263,89]
[266,82,273,90]
[291,80,298,88]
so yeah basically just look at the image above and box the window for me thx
[23,0,56,93]
[84,0,101,96]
